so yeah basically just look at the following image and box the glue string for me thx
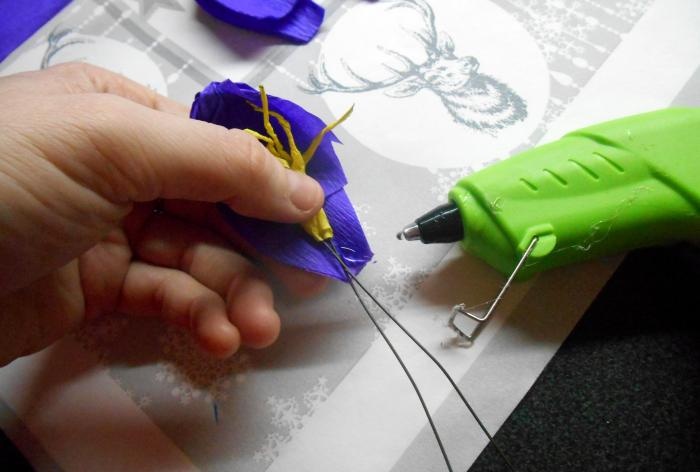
[322,240,517,472]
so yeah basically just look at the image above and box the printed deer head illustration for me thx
[304,0,527,132]
[42,29,88,69]
[40,27,168,95]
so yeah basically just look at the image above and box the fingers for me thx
[134,213,281,348]
[62,92,324,223]
[163,199,329,297]
[2,63,188,115]
[54,63,189,115]
[266,262,329,298]
[226,274,280,349]
[117,261,241,358]
[8,63,325,223]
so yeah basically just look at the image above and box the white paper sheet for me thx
[1,1,699,471]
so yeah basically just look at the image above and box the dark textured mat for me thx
[0,429,33,472]
[472,244,700,472]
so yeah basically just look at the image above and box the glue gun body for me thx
[404,108,700,279]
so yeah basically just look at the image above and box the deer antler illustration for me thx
[304,0,527,132]
[41,28,89,69]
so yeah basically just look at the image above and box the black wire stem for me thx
[323,240,516,472]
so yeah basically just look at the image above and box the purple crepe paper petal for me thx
[191,81,373,281]
[0,0,72,63]
[190,80,347,196]
[198,0,299,20]
[218,189,372,280]
[195,0,324,44]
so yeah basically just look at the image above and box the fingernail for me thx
[287,171,322,212]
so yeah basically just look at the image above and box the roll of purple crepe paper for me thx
[195,0,324,44]
[0,0,72,63]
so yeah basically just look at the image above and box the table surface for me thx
[2,243,699,471]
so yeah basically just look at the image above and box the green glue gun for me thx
[398,108,700,341]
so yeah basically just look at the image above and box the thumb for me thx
[71,93,324,223]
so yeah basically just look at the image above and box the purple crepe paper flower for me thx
[190,80,373,281]
[195,0,324,44]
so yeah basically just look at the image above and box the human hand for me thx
[0,63,327,366]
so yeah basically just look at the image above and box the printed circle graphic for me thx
[3,34,168,96]
[313,0,549,169]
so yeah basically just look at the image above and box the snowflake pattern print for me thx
[156,325,252,405]
[254,377,330,464]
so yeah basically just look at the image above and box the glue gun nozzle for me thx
[397,223,421,241]
[398,203,464,244]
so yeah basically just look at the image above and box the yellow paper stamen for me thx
[249,105,305,171]
[258,86,286,158]
[244,129,273,144]
[303,209,333,241]
[245,85,353,242]
[244,128,291,168]
[302,105,354,163]
[270,111,305,170]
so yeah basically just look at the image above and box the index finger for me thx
[54,91,325,223]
